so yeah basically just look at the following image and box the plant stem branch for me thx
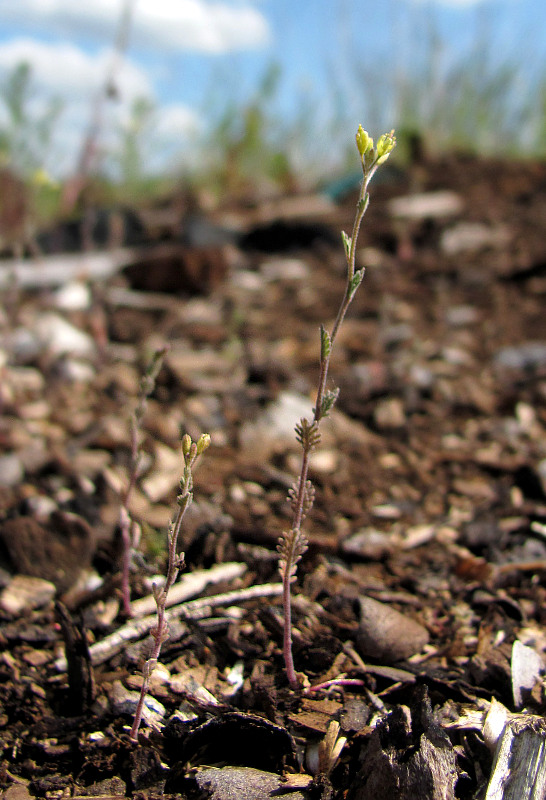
[280,132,394,688]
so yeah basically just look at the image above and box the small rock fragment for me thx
[0,512,96,592]
[511,639,545,709]
[494,342,546,371]
[3,784,34,800]
[388,190,463,220]
[357,595,429,662]
[440,222,510,255]
[0,453,24,488]
[260,257,310,282]
[0,575,56,614]
[178,766,309,800]
[53,280,92,310]
[373,397,406,430]
[342,529,395,560]
[109,680,166,730]
[34,312,95,356]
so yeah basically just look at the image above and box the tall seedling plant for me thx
[277,126,396,688]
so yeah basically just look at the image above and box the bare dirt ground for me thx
[1,152,546,799]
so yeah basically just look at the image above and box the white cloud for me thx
[133,0,271,53]
[0,38,153,101]
[154,103,201,137]
[0,0,271,54]
[410,0,510,6]
[0,38,201,176]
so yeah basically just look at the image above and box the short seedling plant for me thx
[277,126,396,689]
[119,347,168,617]
[130,432,210,739]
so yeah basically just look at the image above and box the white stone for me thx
[53,280,92,310]
[388,190,463,220]
[441,222,510,255]
[0,453,24,487]
[261,258,309,282]
[35,312,95,357]
[0,575,56,614]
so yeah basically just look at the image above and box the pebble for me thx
[185,766,309,800]
[494,342,546,371]
[17,439,52,474]
[57,357,96,382]
[141,442,182,502]
[373,397,406,430]
[408,363,434,390]
[440,222,510,255]
[388,190,463,220]
[357,595,429,663]
[109,680,166,730]
[511,640,545,709]
[17,400,51,420]
[71,448,112,478]
[0,453,24,487]
[441,346,473,366]
[260,258,310,282]
[342,528,395,559]
[34,312,95,357]
[53,280,92,310]
[5,365,46,394]
[380,323,413,347]
[309,448,338,474]
[445,304,480,327]
[24,494,58,520]
[0,575,56,615]
[7,327,42,363]
[239,391,313,455]
[350,361,389,394]
[2,785,34,800]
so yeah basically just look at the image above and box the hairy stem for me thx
[129,498,187,739]
[130,433,209,740]
[119,347,167,617]
[281,129,396,688]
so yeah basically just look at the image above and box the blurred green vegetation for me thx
[0,30,545,225]
[0,62,63,177]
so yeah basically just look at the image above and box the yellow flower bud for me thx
[196,433,211,455]
[375,130,396,164]
[32,167,57,188]
[355,125,373,158]
[182,434,192,457]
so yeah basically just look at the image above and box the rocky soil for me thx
[1,152,546,799]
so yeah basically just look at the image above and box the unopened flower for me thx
[356,124,373,159]
[376,129,396,164]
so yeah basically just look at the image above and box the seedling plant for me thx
[277,126,396,688]
[130,432,210,739]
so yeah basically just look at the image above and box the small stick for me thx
[55,581,283,672]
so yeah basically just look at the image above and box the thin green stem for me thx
[130,433,209,740]
[129,497,188,740]
[282,562,296,687]
[281,143,390,689]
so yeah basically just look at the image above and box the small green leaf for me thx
[348,268,365,301]
[357,193,369,214]
[341,230,351,258]
[318,387,339,419]
[320,324,331,360]
[295,417,320,450]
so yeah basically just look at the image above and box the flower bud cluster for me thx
[356,124,396,171]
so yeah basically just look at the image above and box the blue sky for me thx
[0,0,541,177]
